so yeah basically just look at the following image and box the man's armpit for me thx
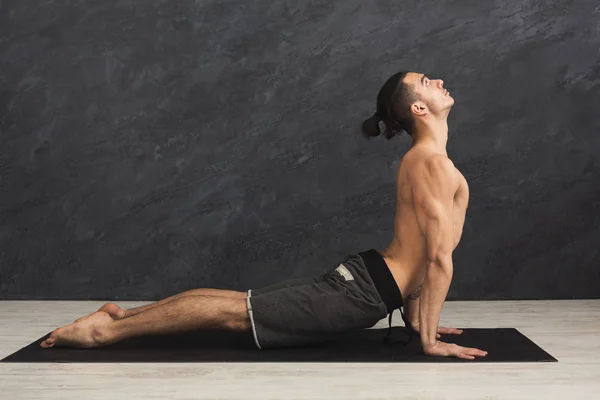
[407,284,422,300]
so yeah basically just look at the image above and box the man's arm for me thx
[411,155,458,350]
[404,284,422,328]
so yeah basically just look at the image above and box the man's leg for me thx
[41,295,251,349]
[95,288,247,320]
[93,275,318,322]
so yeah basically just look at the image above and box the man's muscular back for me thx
[380,146,470,303]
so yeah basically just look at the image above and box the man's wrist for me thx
[421,339,439,351]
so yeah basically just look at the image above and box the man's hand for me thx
[423,341,487,360]
[409,320,464,339]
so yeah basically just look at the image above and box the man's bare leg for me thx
[83,288,247,322]
[41,295,251,349]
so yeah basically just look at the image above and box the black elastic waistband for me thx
[357,249,404,314]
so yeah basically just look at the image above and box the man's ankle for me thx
[92,321,116,346]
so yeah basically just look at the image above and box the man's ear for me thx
[410,102,427,117]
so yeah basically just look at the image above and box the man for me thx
[41,71,487,360]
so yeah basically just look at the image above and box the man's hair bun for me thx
[361,112,381,138]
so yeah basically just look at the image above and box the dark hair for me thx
[361,71,418,140]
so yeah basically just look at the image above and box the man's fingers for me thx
[458,351,485,360]
[453,344,487,359]
[438,327,463,335]
[466,347,487,356]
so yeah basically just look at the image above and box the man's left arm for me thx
[404,282,464,338]
[404,284,422,330]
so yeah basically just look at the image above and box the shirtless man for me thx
[362,71,487,359]
[41,71,487,360]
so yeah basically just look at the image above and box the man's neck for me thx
[411,120,449,156]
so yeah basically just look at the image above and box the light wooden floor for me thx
[1,300,599,399]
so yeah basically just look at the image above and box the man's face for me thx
[405,72,454,116]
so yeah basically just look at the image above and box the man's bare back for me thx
[378,146,469,306]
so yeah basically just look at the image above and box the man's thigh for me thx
[250,275,325,296]
[195,288,248,299]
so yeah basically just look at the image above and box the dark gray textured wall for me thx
[1,0,599,300]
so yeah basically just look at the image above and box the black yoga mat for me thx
[1,327,557,363]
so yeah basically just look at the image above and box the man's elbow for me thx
[426,254,453,271]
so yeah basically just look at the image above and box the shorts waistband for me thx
[357,249,404,314]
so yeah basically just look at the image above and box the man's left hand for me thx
[410,323,464,339]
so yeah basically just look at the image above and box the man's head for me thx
[361,71,454,140]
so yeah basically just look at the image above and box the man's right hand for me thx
[423,341,488,360]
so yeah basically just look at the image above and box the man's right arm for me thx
[411,156,458,352]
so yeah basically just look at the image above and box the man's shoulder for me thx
[402,149,456,174]
[399,150,459,193]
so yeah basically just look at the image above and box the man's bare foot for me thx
[72,303,126,324]
[41,311,114,349]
